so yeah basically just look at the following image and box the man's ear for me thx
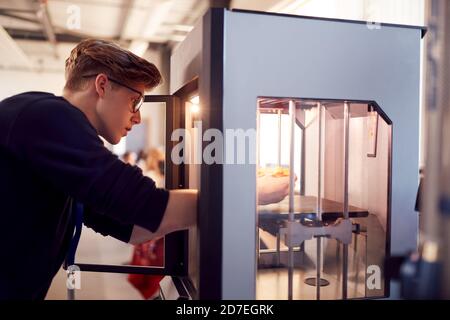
[94,73,108,98]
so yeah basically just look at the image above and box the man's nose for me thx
[132,110,141,125]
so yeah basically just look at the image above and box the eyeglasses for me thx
[82,74,144,113]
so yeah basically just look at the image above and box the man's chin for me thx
[100,134,121,145]
[110,137,122,145]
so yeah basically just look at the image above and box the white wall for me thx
[0,69,65,100]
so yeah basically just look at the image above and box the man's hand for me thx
[130,173,296,244]
[257,175,294,205]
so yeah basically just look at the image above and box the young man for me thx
[0,39,289,300]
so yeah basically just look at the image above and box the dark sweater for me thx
[0,92,169,300]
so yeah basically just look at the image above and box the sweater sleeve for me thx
[83,206,134,243]
[8,98,169,233]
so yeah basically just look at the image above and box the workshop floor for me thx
[45,228,143,300]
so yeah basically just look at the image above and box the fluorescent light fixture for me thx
[173,24,194,32]
[128,40,148,57]
[190,95,200,113]
[190,104,200,113]
[190,95,200,105]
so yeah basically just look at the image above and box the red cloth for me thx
[128,238,164,299]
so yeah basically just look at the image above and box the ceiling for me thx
[0,0,425,72]
[0,0,279,71]
[0,0,210,43]
[0,0,212,71]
